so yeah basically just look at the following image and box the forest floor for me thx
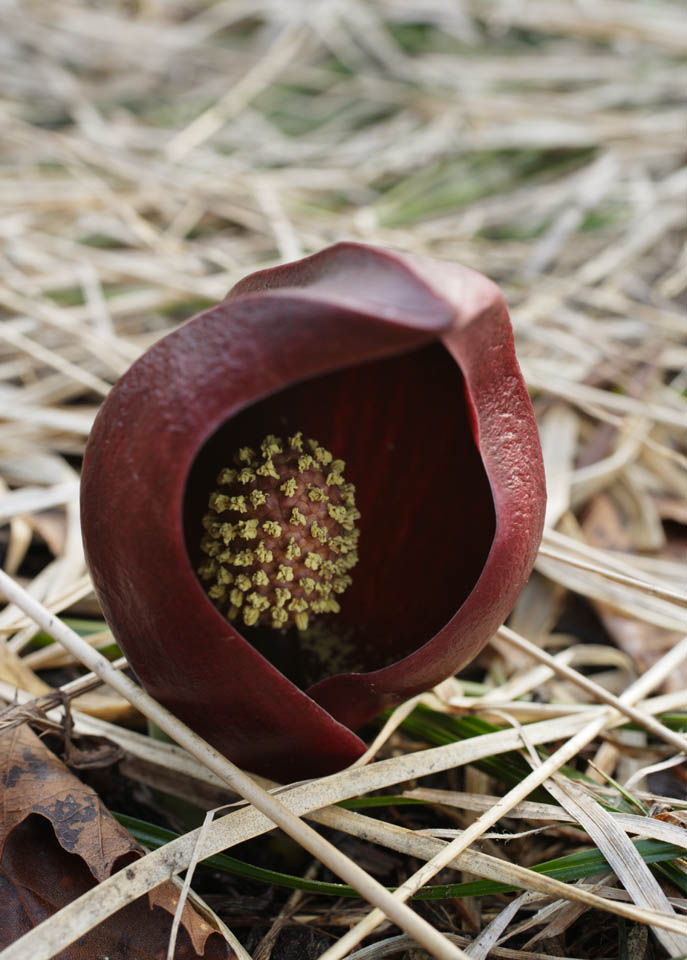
[0,2,686,959]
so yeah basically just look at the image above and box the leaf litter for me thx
[0,724,231,958]
[0,0,686,958]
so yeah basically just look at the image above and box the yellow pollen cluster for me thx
[198,433,360,632]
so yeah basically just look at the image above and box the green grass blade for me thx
[115,813,686,902]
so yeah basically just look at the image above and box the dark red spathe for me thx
[81,243,546,781]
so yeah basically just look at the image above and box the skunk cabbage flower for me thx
[81,243,545,782]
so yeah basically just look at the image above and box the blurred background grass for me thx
[1,0,685,336]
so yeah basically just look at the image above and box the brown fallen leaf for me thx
[580,490,634,553]
[0,723,234,959]
[581,491,686,689]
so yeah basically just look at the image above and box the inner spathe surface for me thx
[184,342,495,688]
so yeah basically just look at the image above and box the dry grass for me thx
[0,1,686,958]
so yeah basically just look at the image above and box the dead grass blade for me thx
[0,569,466,960]
[1,2,686,955]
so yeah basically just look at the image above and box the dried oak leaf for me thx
[0,724,233,959]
